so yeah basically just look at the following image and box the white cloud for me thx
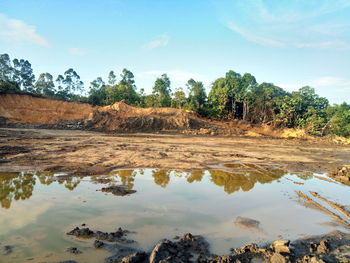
[227,22,285,48]
[310,76,350,90]
[0,13,50,47]
[295,41,350,50]
[142,35,170,50]
[68,47,86,56]
[279,76,350,92]
[222,1,350,50]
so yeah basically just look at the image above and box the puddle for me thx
[0,165,350,262]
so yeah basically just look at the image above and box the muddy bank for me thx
[63,227,350,263]
[329,166,350,185]
[0,128,349,175]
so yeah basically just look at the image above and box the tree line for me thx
[0,53,349,137]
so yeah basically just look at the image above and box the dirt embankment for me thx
[0,93,94,124]
[0,93,219,133]
[1,93,350,144]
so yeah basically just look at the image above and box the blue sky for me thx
[0,0,349,103]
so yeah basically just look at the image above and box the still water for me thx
[0,164,349,262]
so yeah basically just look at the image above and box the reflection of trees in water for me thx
[209,165,286,194]
[187,170,204,183]
[112,170,137,189]
[0,165,288,208]
[0,172,83,209]
[0,173,36,209]
[152,170,170,188]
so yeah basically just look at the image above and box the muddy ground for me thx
[0,128,349,176]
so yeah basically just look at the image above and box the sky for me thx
[0,0,349,104]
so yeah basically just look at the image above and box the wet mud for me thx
[63,230,350,263]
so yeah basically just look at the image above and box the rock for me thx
[67,227,94,238]
[317,240,329,254]
[120,252,147,263]
[100,185,136,196]
[1,245,13,255]
[94,240,104,248]
[270,253,290,263]
[149,239,178,263]
[67,226,134,243]
[271,240,291,254]
[234,217,261,232]
[66,247,82,254]
[300,255,325,263]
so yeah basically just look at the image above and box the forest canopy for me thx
[0,53,349,137]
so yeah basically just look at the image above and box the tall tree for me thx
[108,70,117,86]
[187,79,207,114]
[0,54,19,91]
[88,77,107,105]
[55,69,84,101]
[35,73,55,96]
[152,74,171,107]
[171,87,187,109]
[12,58,35,92]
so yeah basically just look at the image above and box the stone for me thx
[270,253,289,263]
[271,240,291,254]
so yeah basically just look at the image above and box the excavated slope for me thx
[85,100,211,132]
[0,93,94,124]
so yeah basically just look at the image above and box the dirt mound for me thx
[85,101,212,132]
[0,92,94,124]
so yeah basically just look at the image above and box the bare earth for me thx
[0,128,349,176]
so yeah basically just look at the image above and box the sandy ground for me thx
[0,128,349,176]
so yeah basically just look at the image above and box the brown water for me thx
[0,164,349,263]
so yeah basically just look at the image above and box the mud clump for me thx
[66,247,82,254]
[65,229,350,263]
[100,185,137,196]
[149,233,210,263]
[1,245,13,255]
[234,216,262,232]
[329,165,350,185]
[67,227,134,244]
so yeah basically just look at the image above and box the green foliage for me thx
[187,79,207,115]
[325,103,350,137]
[0,53,348,137]
[171,87,187,109]
[55,68,84,101]
[152,74,172,107]
[35,73,55,96]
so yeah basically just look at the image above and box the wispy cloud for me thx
[222,0,350,50]
[142,35,169,50]
[295,41,350,50]
[0,13,50,47]
[310,76,350,90]
[279,76,350,92]
[227,22,285,48]
[68,47,86,56]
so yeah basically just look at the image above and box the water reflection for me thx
[0,164,287,209]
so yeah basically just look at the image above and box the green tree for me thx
[88,77,107,105]
[171,87,188,109]
[187,79,207,115]
[35,73,55,96]
[55,68,84,101]
[108,70,117,86]
[152,74,172,107]
[12,58,35,92]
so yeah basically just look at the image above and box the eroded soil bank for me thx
[0,128,349,175]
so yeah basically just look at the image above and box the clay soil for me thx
[0,128,349,176]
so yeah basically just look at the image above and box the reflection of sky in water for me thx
[0,167,349,262]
